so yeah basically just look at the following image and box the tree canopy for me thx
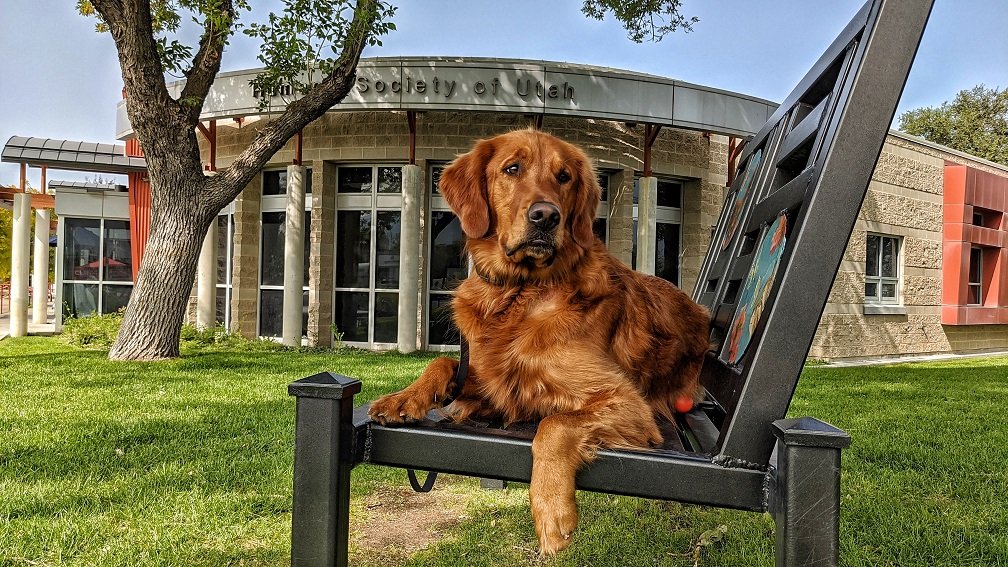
[899,84,1008,166]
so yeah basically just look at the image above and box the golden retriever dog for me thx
[369,129,710,555]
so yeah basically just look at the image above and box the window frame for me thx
[967,246,983,305]
[60,216,135,319]
[333,163,405,348]
[864,233,902,306]
[258,167,313,339]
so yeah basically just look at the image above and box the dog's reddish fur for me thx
[369,129,710,554]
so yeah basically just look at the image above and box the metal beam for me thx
[407,111,417,165]
[643,124,662,177]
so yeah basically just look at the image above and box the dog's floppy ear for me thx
[438,138,497,238]
[569,156,602,249]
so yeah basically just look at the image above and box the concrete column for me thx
[31,208,50,324]
[607,169,635,267]
[282,165,307,346]
[196,221,217,329]
[636,176,658,275]
[9,193,31,337]
[397,164,422,352]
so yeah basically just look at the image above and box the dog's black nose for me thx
[528,201,561,231]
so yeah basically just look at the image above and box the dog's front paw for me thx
[532,492,579,556]
[368,389,434,425]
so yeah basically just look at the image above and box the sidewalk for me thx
[0,306,57,341]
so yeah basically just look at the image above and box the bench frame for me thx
[288,1,933,565]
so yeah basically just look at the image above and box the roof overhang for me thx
[2,136,147,174]
[0,188,55,209]
[117,56,778,141]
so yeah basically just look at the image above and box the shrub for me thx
[179,322,286,353]
[60,311,124,349]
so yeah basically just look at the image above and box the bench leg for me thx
[769,418,851,567]
[289,373,362,567]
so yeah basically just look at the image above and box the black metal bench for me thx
[287,1,933,564]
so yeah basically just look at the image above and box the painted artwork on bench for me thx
[720,148,764,251]
[722,212,788,365]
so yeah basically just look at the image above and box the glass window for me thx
[373,293,399,343]
[377,166,402,193]
[631,219,638,270]
[432,165,444,194]
[333,291,370,342]
[215,215,230,285]
[633,177,682,208]
[260,212,286,287]
[263,169,312,195]
[61,217,135,321]
[101,219,132,282]
[429,213,467,292]
[655,222,681,285]
[968,247,983,305]
[62,283,98,318]
[334,163,405,346]
[215,214,235,326]
[428,295,460,346]
[597,173,609,202]
[865,234,901,305]
[335,210,371,288]
[656,180,682,208]
[338,167,372,193]
[215,293,228,325]
[258,288,283,338]
[257,290,308,339]
[64,218,101,281]
[375,211,401,289]
[102,284,132,314]
[427,211,466,347]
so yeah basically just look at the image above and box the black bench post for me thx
[769,418,852,567]
[288,372,361,567]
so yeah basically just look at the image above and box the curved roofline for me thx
[117,56,779,140]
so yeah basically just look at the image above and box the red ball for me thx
[674,397,694,414]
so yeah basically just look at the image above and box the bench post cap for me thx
[288,372,362,400]
[771,417,851,450]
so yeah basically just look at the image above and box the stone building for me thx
[3,56,1007,360]
[810,131,1008,360]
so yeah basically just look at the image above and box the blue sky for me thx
[1,0,1006,186]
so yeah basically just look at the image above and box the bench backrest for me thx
[693,0,933,466]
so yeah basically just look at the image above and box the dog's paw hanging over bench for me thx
[288,0,933,564]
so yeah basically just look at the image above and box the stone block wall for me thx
[810,132,1008,360]
[809,138,947,360]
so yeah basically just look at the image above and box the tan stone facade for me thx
[197,111,724,348]
[809,131,1008,361]
[194,111,1008,359]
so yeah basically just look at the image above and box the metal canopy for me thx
[48,180,129,193]
[2,136,147,174]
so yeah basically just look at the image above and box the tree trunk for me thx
[94,0,380,360]
[109,175,212,361]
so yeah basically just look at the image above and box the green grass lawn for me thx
[1,336,1006,566]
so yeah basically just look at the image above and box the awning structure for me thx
[2,136,147,174]
[48,180,128,193]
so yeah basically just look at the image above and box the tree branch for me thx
[93,0,183,137]
[178,1,236,124]
[207,0,379,211]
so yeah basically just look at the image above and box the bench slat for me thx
[359,420,768,512]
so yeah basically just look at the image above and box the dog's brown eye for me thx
[504,163,520,176]
[557,170,571,184]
